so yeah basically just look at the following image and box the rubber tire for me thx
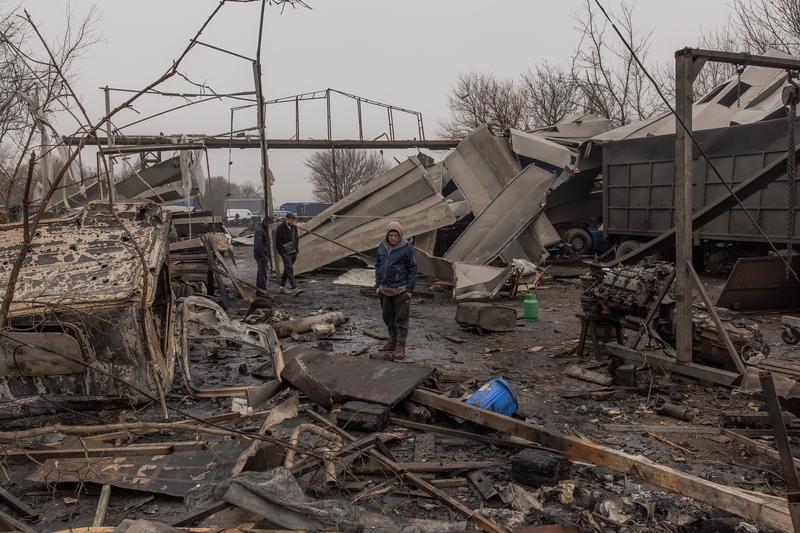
[783,327,800,345]
[615,239,641,260]
[562,228,593,255]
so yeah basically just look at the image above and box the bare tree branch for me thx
[305,149,387,203]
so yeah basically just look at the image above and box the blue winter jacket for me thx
[375,239,418,292]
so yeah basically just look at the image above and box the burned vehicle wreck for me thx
[0,202,179,417]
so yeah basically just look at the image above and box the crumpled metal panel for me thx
[294,157,456,274]
[27,438,250,498]
[443,125,559,264]
[592,49,795,143]
[179,296,284,396]
[444,164,558,265]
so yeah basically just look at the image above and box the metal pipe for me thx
[326,88,332,141]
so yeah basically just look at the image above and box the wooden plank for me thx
[688,260,746,374]
[0,509,37,533]
[167,500,231,527]
[760,371,800,530]
[599,424,720,435]
[2,441,205,460]
[0,486,37,519]
[92,485,111,527]
[390,417,551,450]
[84,411,261,442]
[604,342,740,386]
[411,389,793,533]
[352,460,497,474]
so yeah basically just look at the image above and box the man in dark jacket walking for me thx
[253,216,272,297]
[375,221,417,360]
[275,212,299,293]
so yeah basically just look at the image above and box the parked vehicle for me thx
[225,208,255,223]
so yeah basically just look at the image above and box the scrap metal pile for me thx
[294,123,603,300]
[580,262,769,370]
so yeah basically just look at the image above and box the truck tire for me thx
[615,239,641,260]
[562,228,593,255]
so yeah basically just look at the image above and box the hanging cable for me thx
[592,0,800,284]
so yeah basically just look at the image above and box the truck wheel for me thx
[783,326,800,345]
[615,240,641,260]
[563,228,593,255]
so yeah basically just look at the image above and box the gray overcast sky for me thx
[21,0,730,206]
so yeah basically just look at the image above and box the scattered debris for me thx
[456,302,517,333]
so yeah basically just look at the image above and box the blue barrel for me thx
[465,378,518,416]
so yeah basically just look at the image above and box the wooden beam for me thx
[0,487,37,519]
[675,52,694,365]
[1,441,206,460]
[687,260,746,374]
[604,343,740,386]
[0,509,37,533]
[92,485,111,527]
[410,389,793,533]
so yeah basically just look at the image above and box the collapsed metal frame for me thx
[608,48,800,386]
[673,49,800,370]
[263,88,426,143]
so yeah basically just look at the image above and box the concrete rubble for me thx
[9,52,800,533]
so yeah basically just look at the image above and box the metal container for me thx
[602,117,800,245]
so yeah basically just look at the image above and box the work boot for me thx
[392,344,406,360]
[382,340,396,352]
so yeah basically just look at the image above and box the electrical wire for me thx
[592,0,800,284]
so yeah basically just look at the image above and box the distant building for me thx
[279,202,331,219]
[225,198,264,217]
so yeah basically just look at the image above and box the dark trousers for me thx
[379,292,411,345]
[256,255,269,296]
[280,253,297,289]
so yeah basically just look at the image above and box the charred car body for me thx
[0,202,178,416]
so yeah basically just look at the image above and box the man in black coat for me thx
[275,212,299,292]
[253,216,272,297]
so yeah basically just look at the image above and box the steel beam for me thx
[679,48,800,70]
[63,135,458,150]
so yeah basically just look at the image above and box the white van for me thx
[226,208,255,222]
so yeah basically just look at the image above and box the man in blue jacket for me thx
[375,221,417,360]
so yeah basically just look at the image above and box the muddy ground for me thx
[2,251,798,532]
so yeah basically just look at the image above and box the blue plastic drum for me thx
[465,378,519,416]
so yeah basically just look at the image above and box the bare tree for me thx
[733,0,800,55]
[439,73,532,138]
[521,62,581,127]
[238,180,263,198]
[571,0,662,127]
[0,5,98,220]
[305,149,387,203]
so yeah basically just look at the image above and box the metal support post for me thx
[295,95,300,141]
[326,88,332,142]
[253,60,277,268]
[357,98,363,141]
[759,371,800,531]
[675,52,694,364]
[104,86,114,191]
[388,107,395,140]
